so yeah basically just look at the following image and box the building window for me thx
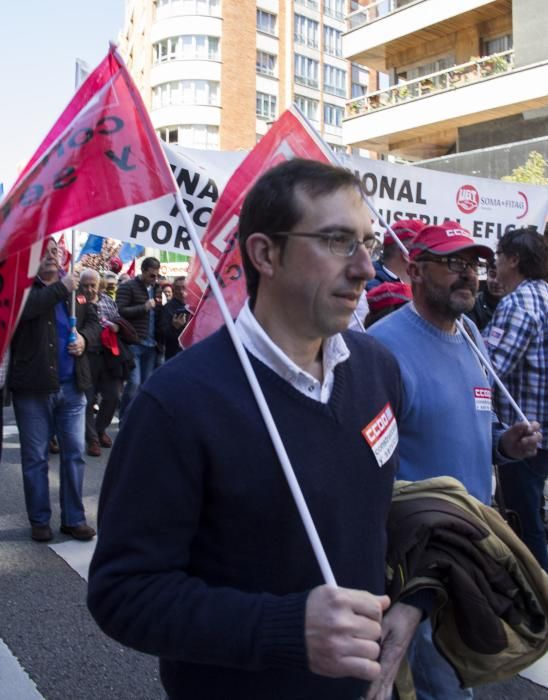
[155,0,221,17]
[323,103,343,127]
[294,94,319,121]
[482,34,513,56]
[158,125,219,149]
[153,35,220,63]
[157,126,181,144]
[328,142,347,155]
[294,54,319,89]
[256,92,277,120]
[323,64,346,97]
[351,63,368,98]
[397,56,453,82]
[257,9,277,36]
[294,14,319,49]
[256,50,277,76]
[152,80,220,108]
[323,0,345,20]
[323,26,342,57]
[294,0,319,9]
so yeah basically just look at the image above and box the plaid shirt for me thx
[96,292,119,325]
[483,279,548,448]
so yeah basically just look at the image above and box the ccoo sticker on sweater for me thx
[486,326,504,347]
[362,402,398,468]
[474,387,492,411]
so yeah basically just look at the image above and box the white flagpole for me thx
[172,191,337,587]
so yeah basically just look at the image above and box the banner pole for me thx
[172,190,337,587]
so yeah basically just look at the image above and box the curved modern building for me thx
[120,0,368,153]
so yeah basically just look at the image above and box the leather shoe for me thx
[87,438,101,457]
[49,437,60,454]
[60,523,96,541]
[31,524,53,542]
[98,432,113,448]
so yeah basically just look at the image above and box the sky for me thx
[0,0,126,195]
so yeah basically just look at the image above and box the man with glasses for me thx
[484,227,548,570]
[89,159,423,700]
[369,221,541,700]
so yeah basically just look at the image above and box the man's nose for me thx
[349,244,376,282]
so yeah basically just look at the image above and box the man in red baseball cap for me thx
[369,220,540,700]
[366,219,424,291]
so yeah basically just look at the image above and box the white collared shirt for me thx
[235,301,350,403]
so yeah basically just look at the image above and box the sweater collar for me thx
[235,300,349,404]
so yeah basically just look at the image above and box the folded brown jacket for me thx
[387,477,548,687]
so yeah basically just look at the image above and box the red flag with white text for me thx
[0,45,177,361]
[181,107,335,348]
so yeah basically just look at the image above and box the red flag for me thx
[126,258,136,278]
[57,232,72,273]
[181,107,335,348]
[0,45,177,361]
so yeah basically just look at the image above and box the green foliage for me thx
[501,151,548,185]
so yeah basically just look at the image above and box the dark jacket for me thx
[387,477,548,690]
[466,289,500,331]
[9,278,101,393]
[159,299,191,360]
[116,277,159,343]
[366,260,400,291]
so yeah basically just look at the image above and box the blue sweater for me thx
[369,304,494,504]
[88,327,402,699]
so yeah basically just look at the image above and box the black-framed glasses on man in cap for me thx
[416,255,488,275]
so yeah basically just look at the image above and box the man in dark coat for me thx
[9,237,100,542]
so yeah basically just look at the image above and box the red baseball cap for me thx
[383,219,425,246]
[366,282,412,313]
[109,256,123,273]
[408,221,493,260]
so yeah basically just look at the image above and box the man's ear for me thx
[245,233,278,280]
[407,260,422,284]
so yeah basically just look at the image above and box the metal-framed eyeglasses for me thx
[270,231,383,261]
[417,255,488,275]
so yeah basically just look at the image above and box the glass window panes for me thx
[294,14,319,48]
[257,9,277,36]
[323,26,342,57]
[152,80,219,107]
[323,103,343,127]
[256,50,277,76]
[294,54,319,88]
[482,34,513,56]
[156,0,220,16]
[294,95,318,121]
[153,35,219,63]
[323,0,345,20]
[323,64,346,97]
[158,125,219,149]
[351,63,368,98]
[256,92,277,120]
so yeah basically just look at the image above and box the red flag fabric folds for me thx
[181,107,334,348]
[0,45,176,361]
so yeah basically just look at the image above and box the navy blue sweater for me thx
[88,327,402,699]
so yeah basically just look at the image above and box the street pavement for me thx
[1,406,547,699]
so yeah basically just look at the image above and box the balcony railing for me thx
[345,50,514,118]
[347,0,418,31]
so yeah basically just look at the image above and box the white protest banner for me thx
[78,137,548,261]
[342,154,548,245]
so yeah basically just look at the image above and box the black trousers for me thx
[85,352,121,442]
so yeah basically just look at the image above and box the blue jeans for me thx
[13,380,87,527]
[119,343,157,421]
[408,620,473,700]
[498,449,548,570]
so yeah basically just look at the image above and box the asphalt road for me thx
[0,405,546,699]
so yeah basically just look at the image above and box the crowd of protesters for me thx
[1,160,547,699]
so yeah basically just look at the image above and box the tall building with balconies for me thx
[119,0,372,155]
[343,0,548,177]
